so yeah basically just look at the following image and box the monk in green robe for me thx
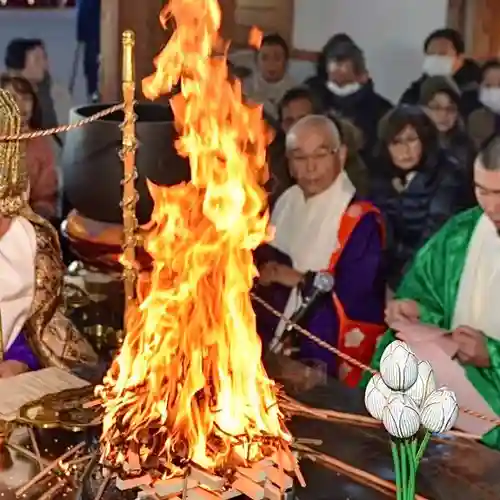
[365,135,500,449]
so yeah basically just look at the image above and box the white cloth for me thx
[452,214,500,340]
[243,73,296,119]
[0,217,37,350]
[270,171,356,340]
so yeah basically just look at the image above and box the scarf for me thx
[452,214,500,340]
[271,171,356,338]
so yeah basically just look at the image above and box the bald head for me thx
[475,136,500,229]
[286,114,342,152]
[478,135,500,172]
[285,114,347,198]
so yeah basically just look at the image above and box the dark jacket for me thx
[266,131,293,209]
[400,59,481,116]
[369,150,463,289]
[77,0,101,43]
[437,126,476,210]
[467,106,500,150]
[305,78,392,160]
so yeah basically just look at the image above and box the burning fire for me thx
[97,0,292,479]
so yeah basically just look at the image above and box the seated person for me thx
[366,136,500,449]
[0,88,97,378]
[242,34,296,121]
[253,115,386,386]
[419,76,476,209]
[305,42,392,162]
[0,74,58,221]
[467,59,500,149]
[370,106,464,290]
[278,86,370,196]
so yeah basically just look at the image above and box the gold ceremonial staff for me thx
[121,30,139,315]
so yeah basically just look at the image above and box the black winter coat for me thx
[369,150,464,289]
[305,78,392,160]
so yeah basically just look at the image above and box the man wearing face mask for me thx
[400,28,481,115]
[306,42,392,162]
[468,60,500,149]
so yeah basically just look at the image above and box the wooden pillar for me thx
[100,0,166,101]
[469,0,500,60]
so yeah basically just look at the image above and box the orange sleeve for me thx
[27,137,59,219]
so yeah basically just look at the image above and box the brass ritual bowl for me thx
[18,386,102,432]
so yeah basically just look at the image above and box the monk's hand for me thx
[452,326,490,368]
[258,261,279,286]
[271,264,304,288]
[385,299,420,325]
[0,360,30,378]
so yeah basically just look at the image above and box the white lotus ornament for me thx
[382,393,421,439]
[404,360,436,406]
[420,387,459,433]
[379,340,419,391]
[364,373,392,420]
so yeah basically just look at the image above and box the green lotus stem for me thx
[399,441,408,500]
[406,439,417,500]
[390,440,402,500]
[415,431,432,466]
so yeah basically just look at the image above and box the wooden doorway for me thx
[464,0,500,60]
[220,0,294,47]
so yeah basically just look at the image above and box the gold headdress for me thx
[0,89,28,216]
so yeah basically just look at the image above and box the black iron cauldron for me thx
[62,103,190,225]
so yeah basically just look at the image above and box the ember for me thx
[97,0,293,487]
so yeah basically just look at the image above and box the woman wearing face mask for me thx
[467,60,500,149]
[370,106,463,289]
[400,28,481,116]
[419,76,476,209]
[306,41,392,162]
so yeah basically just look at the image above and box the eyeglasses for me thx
[389,136,420,149]
[426,104,457,115]
[289,147,339,166]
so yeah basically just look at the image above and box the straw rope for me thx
[0,103,124,141]
[251,292,500,428]
[0,101,498,429]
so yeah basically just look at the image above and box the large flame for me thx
[97,0,291,478]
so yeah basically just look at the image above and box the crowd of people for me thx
[246,27,500,446]
[0,21,499,447]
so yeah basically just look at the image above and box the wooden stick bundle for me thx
[15,441,85,497]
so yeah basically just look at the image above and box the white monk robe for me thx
[452,214,500,338]
[0,216,37,352]
[270,171,356,342]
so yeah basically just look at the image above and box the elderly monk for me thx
[366,136,500,448]
[0,89,97,378]
[253,115,386,386]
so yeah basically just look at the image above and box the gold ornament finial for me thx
[0,89,28,216]
[122,30,136,83]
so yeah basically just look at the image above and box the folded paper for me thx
[391,321,497,436]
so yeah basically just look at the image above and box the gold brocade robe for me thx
[0,87,96,369]
[22,208,98,369]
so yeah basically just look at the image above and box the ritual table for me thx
[0,358,499,499]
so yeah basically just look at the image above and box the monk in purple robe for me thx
[253,114,386,386]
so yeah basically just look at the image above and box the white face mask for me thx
[479,87,500,113]
[422,55,454,76]
[326,80,361,97]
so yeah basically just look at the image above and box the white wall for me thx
[0,8,86,105]
[292,0,449,102]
